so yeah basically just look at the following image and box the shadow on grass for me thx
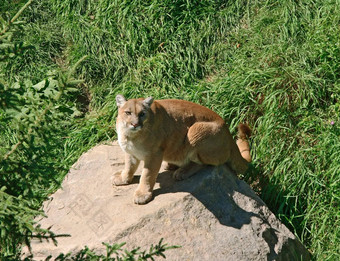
[245,164,310,245]
[244,165,313,259]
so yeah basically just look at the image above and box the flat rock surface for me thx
[25,142,310,260]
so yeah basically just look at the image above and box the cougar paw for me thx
[172,168,188,181]
[112,172,130,186]
[133,190,153,205]
[164,162,179,171]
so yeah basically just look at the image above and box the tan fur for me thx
[236,123,252,163]
[113,95,251,204]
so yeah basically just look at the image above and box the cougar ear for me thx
[116,94,126,108]
[143,96,154,108]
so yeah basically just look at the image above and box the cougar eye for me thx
[139,112,145,117]
[125,111,131,115]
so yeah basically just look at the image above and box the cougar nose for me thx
[131,123,139,128]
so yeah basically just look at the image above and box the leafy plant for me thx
[24,238,179,261]
[0,1,86,258]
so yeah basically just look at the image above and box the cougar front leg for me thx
[112,153,140,186]
[134,153,163,205]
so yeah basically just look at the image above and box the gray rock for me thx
[24,142,310,260]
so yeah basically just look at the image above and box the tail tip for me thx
[238,123,251,139]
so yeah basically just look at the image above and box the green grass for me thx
[1,0,339,259]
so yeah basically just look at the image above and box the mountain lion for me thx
[113,95,251,204]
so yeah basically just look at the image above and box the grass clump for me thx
[197,1,340,259]
[1,0,339,259]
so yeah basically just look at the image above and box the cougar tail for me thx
[236,123,252,163]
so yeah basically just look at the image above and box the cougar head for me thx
[116,94,154,133]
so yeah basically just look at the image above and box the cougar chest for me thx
[118,133,149,161]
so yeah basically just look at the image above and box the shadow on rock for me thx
[153,165,263,229]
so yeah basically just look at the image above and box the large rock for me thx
[26,142,310,260]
